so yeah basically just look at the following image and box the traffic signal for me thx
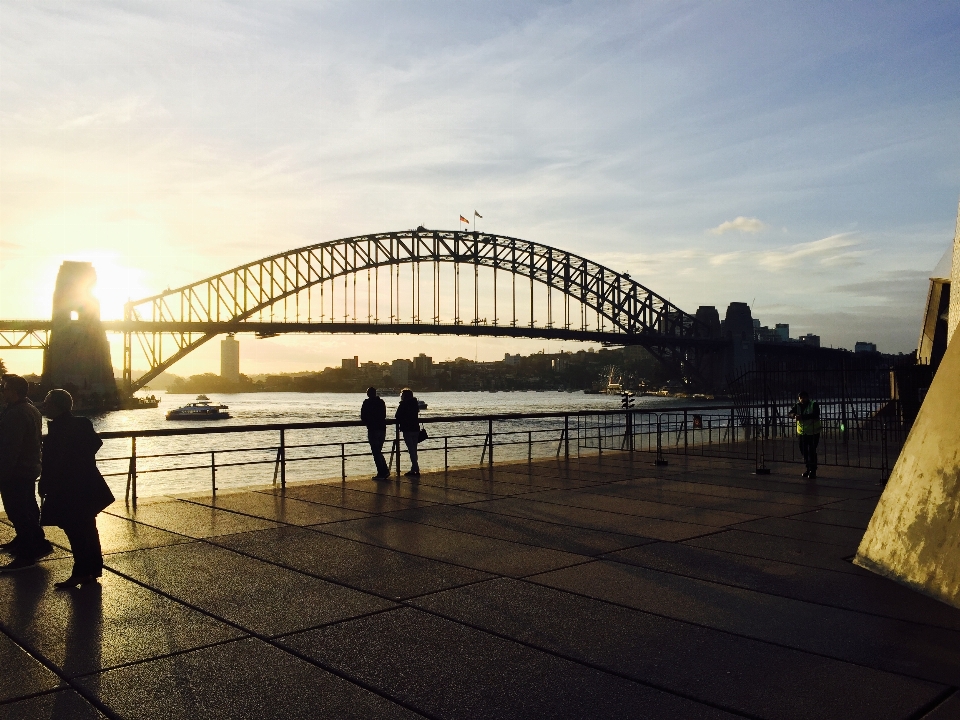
[621,391,634,409]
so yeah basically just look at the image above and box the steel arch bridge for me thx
[118,229,710,391]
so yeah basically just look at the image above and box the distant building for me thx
[220,334,240,383]
[774,323,790,342]
[503,353,521,366]
[799,333,820,348]
[855,341,877,353]
[413,353,433,378]
[341,356,358,371]
[391,359,412,384]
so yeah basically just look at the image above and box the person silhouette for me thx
[395,388,421,477]
[360,387,390,480]
[38,389,115,588]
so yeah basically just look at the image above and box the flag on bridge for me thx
[460,215,470,224]
[474,210,482,218]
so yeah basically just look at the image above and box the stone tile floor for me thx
[1,453,958,719]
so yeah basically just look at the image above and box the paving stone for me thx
[604,542,960,631]
[280,607,737,720]
[43,513,189,555]
[105,500,280,538]
[387,504,650,555]
[0,631,61,702]
[785,507,874,529]
[0,690,106,719]
[922,691,960,719]
[105,542,393,636]
[416,472,549,497]
[411,578,944,720]
[824,496,882,513]
[683,529,869,575]
[318,516,587,577]
[347,479,497,505]
[0,557,242,676]
[0,520,72,561]
[264,484,436,513]
[625,477,844,506]
[523,488,759,526]
[212,525,490,600]
[79,637,419,720]
[464,496,715,541]
[531,560,960,685]
[182,491,369,525]
[733,517,867,548]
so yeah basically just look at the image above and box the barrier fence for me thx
[96,399,906,505]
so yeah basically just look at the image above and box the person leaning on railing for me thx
[789,390,822,480]
[395,388,421,477]
[38,389,115,589]
[361,387,390,480]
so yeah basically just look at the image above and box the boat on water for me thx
[165,395,231,421]
[417,400,428,410]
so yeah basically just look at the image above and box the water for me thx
[90,391,722,499]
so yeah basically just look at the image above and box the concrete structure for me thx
[341,356,359,372]
[1,454,956,718]
[917,244,953,368]
[390,358,411,384]
[856,334,960,608]
[41,261,117,405]
[949,197,960,344]
[854,341,877,354]
[799,333,820,348]
[220,334,240,382]
[722,302,755,379]
[774,323,789,342]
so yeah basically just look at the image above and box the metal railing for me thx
[96,399,905,505]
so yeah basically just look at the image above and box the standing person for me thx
[38,389,115,589]
[0,375,53,572]
[361,387,390,480]
[395,388,421,477]
[789,390,822,479]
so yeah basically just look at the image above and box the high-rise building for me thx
[413,353,433,378]
[391,359,412,384]
[774,324,790,342]
[855,341,877,353]
[799,333,820,348]
[220,334,240,383]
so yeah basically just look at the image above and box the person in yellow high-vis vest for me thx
[789,390,821,479]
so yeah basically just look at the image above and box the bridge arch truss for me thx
[124,230,707,391]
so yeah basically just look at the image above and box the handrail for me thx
[95,404,741,440]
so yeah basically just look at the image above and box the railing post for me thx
[597,418,602,457]
[341,442,346,481]
[395,424,401,477]
[211,451,217,497]
[528,431,532,463]
[655,415,668,466]
[125,436,138,508]
[683,410,688,455]
[280,428,286,488]
[488,418,494,469]
[444,435,448,470]
[564,414,570,460]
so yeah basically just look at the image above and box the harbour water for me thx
[91,391,723,499]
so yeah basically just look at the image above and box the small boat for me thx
[417,400,428,410]
[166,396,231,421]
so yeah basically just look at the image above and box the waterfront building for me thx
[220,334,240,383]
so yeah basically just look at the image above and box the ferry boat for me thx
[165,395,231,421]
[417,400,428,410]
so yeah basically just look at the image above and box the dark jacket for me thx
[39,413,114,526]
[395,396,420,433]
[0,398,42,482]
[360,396,387,430]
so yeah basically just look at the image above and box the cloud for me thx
[709,216,766,235]
[756,233,865,271]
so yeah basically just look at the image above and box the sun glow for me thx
[63,251,150,320]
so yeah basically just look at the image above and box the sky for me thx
[1,1,959,377]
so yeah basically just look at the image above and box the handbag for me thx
[417,425,428,442]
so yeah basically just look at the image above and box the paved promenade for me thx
[1,453,958,719]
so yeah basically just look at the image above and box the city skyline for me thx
[1,2,959,378]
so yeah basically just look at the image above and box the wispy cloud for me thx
[757,234,865,270]
[709,216,766,235]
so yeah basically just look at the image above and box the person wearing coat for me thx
[395,388,421,477]
[38,389,115,589]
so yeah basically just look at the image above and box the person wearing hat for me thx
[0,374,53,572]
[38,389,115,588]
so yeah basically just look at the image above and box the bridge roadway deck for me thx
[1,453,958,719]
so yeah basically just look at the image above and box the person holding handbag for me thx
[395,388,422,477]
[38,389,115,589]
